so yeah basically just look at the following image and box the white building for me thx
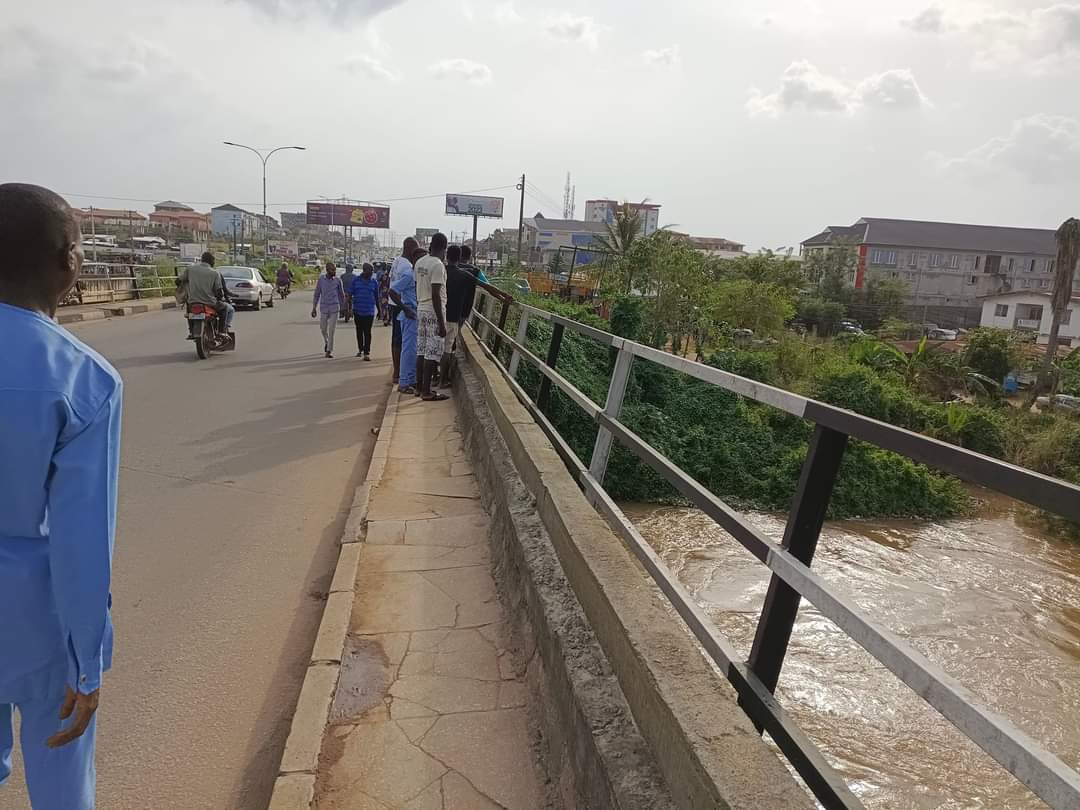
[979,291,1080,347]
[522,214,609,268]
[583,199,660,236]
[211,204,259,237]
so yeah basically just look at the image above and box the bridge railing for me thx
[64,263,175,306]
[468,292,1080,810]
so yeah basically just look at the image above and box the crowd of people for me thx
[309,233,511,400]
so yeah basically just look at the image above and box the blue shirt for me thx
[0,303,122,699]
[312,274,345,314]
[391,263,417,321]
[349,275,379,316]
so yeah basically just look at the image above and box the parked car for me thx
[1036,394,1080,414]
[839,318,862,331]
[927,328,958,341]
[219,266,274,310]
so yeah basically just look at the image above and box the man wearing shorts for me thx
[413,233,448,401]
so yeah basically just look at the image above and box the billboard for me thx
[269,240,299,257]
[445,194,504,218]
[306,202,390,229]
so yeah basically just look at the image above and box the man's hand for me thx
[311,309,317,319]
[46,686,99,748]
[437,320,447,338]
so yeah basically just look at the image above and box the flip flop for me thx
[422,393,450,402]
[399,385,417,395]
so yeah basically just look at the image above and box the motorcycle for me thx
[276,282,291,300]
[187,303,235,359]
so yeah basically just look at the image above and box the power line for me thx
[58,184,519,209]
[525,181,563,212]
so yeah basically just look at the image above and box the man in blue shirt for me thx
[0,183,122,810]
[389,248,420,394]
[349,263,379,360]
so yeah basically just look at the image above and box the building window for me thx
[994,304,1009,317]
[974,255,981,270]
[1047,259,1056,273]
[1064,309,1073,326]
[908,252,918,267]
[1039,279,1050,288]
[1008,257,1015,272]
[929,253,943,267]
[890,271,898,278]
[948,254,960,269]
[1021,278,1031,288]
[968,276,978,285]
[1028,258,1037,272]
[904,271,915,281]
[870,249,897,266]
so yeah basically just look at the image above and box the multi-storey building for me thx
[211,204,260,237]
[802,218,1062,324]
[583,199,660,236]
[522,214,609,268]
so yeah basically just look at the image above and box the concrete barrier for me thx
[454,328,814,810]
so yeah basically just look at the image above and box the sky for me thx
[1,0,1078,251]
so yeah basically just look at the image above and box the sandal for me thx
[422,393,450,402]
[399,385,417,395]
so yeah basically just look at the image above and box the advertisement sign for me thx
[415,227,439,240]
[445,194,504,218]
[306,202,390,229]
[269,240,299,257]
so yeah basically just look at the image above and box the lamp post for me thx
[223,142,305,264]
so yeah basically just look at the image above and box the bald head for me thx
[402,237,419,258]
[0,183,82,309]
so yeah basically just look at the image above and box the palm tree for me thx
[1028,217,1080,407]
[591,201,645,294]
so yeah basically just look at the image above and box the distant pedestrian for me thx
[350,263,379,360]
[0,183,123,810]
[414,233,449,401]
[340,263,356,322]
[388,238,418,385]
[389,246,420,394]
[311,262,345,358]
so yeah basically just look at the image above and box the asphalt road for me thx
[1,298,390,809]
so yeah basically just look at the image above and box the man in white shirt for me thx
[413,233,448,401]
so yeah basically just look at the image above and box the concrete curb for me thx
[267,386,399,810]
[57,298,177,324]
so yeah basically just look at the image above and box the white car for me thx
[220,266,274,310]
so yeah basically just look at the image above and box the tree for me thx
[712,253,806,292]
[1028,218,1080,406]
[963,328,1017,385]
[856,276,909,328]
[547,250,564,276]
[592,201,645,293]
[803,241,857,304]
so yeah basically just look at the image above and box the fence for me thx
[64,263,176,306]
[467,291,1080,810]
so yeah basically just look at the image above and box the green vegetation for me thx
[491,230,1080,529]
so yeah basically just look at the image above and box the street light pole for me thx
[223,142,306,264]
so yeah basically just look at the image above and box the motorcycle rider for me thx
[177,252,234,340]
[275,262,294,295]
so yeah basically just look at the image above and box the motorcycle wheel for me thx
[195,321,212,359]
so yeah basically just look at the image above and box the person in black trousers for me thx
[349,263,379,359]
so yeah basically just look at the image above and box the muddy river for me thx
[624,494,1080,809]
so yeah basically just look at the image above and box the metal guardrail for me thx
[468,292,1080,810]
[64,264,174,306]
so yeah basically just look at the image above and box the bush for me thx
[963,328,1016,385]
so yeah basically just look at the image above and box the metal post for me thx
[508,310,530,378]
[492,296,510,357]
[588,347,633,483]
[516,173,525,263]
[472,214,478,256]
[745,425,848,714]
[262,156,268,263]
[536,322,565,412]
[89,206,97,263]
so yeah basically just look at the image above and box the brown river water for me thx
[623,493,1080,809]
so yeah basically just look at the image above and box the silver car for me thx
[220,266,274,310]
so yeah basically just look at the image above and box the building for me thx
[802,218,1064,323]
[211,204,259,237]
[523,214,609,268]
[980,290,1080,347]
[148,200,211,238]
[671,233,747,259]
[75,208,148,230]
[256,213,280,233]
[583,199,661,237]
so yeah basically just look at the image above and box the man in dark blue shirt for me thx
[349,263,379,359]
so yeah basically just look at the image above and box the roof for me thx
[526,215,608,233]
[76,208,147,220]
[802,218,1056,254]
[978,290,1080,302]
[155,200,193,211]
[212,203,253,214]
[585,199,660,210]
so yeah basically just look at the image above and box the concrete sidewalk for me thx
[311,394,546,810]
[56,297,177,324]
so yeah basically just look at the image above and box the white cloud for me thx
[902,6,944,34]
[854,69,929,110]
[934,114,1080,183]
[233,0,405,23]
[545,13,600,48]
[493,1,522,24]
[747,60,929,117]
[428,58,493,84]
[643,45,679,68]
[343,53,397,80]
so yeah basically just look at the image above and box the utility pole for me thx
[516,173,525,265]
[89,206,98,263]
[471,215,479,257]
